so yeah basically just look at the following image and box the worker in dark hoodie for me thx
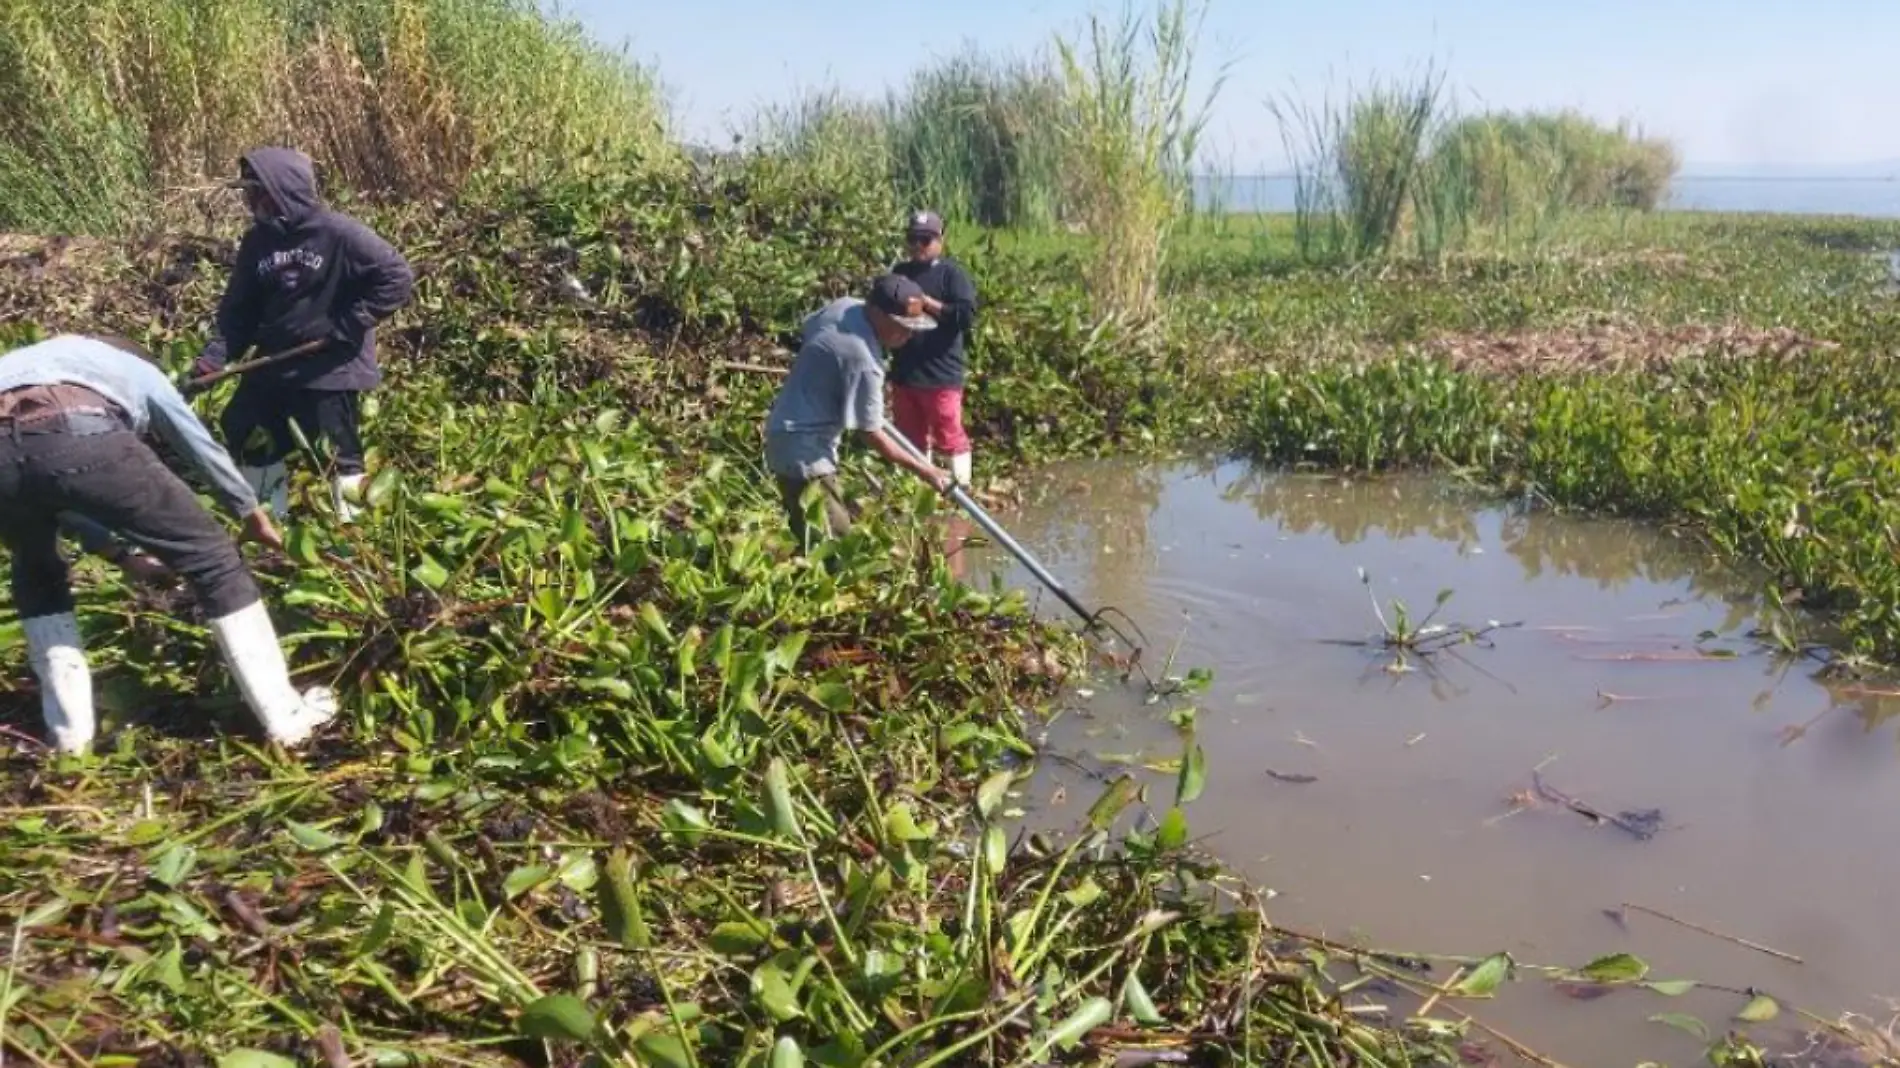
[191,147,414,524]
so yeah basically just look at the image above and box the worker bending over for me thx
[764,274,951,550]
[1,334,337,754]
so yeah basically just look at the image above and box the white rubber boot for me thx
[949,451,972,488]
[22,613,95,754]
[332,473,366,524]
[207,600,336,746]
[240,462,289,518]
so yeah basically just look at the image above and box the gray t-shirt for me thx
[763,298,886,479]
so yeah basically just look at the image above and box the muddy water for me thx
[961,458,1900,1068]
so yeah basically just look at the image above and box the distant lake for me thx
[1196,174,1900,218]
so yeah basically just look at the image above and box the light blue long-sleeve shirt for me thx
[0,335,259,526]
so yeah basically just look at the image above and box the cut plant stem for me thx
[1617,903,1805,965]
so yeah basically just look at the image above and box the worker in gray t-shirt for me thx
[763,274,950,550]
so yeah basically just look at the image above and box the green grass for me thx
[756,51,1068,232]
[1048,0,1220,320]
[1433,110,1679,215]
[756,0,1219,323]
[884,49,1067,228]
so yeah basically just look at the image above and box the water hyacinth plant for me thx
[0,370,1454,1065]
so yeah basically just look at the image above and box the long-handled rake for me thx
[880,421,1156,675]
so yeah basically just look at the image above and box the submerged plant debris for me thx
[1529,771,1665,841]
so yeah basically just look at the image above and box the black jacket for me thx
[200,148,414,392]
[890,255,978,388]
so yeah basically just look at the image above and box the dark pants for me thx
[0,420,260,619]
[220,382,364,474]
[775,474,853,551]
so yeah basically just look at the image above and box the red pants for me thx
[890,385,969,456]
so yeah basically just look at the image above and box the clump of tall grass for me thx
[749,90,892,177]
[884,50,1067,228]
[1412,109,1565,254]
[742,0,1223,281]
[1052,0,1222,321]
[753,52,1067,231]
[1271,68,1448,261]
[743,87,902,239]
[1272,68,1682,263]
[0,0,668,234]
[1440,111,1679,213]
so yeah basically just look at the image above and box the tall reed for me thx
[0,0,668,234]
[1272,69,1683,263]
[1271,67,1447,262]
[1451,111,1679,211]
[1052,0,1222,321]
[884,50,1066,228]
[746,88,901,230]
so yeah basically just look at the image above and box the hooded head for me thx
[228,147,321,228]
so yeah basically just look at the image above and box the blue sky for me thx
[562,1,1899,171]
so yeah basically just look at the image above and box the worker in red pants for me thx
[889,210,979,487]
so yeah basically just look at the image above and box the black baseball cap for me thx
[905,210,944,239]
[865,273,937,332]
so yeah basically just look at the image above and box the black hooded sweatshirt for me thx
[199,147,414,392]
